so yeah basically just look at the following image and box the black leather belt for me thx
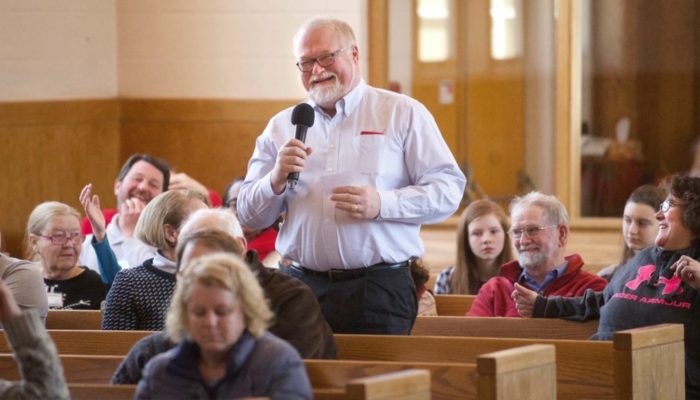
[287,261,408,282]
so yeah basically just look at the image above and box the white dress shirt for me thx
[79,214,157,273]
[238,80,466,270]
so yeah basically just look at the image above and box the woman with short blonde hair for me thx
[166,253,272,340]
[102,190,208,330]
[137,253,312,399]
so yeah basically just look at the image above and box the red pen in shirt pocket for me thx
[360,131,384,135]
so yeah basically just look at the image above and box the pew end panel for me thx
[613,323,685,400]
[305,359,479,399]
[476,344,556,400]
[345,369,431,400]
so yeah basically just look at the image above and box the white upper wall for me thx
[0,0,366,101]
[0,0,117,101]
[118,0,366,99]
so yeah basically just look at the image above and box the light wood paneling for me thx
[119,99,296,198]
[0,98,297,257]
[0,100,120,257]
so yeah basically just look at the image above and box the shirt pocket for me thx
[355,133,385,174]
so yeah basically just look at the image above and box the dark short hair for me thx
[670,175,700,239]
[222,176,245,207]
[117,154,170,192]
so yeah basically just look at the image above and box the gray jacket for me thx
[0,309,70,399]
[135,331,312,400]
[0,254,48,323]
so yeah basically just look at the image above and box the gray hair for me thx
[510,191,569,226]
[293,18,357,55]
[179,208,244,240]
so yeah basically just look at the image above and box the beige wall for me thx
[117,0,367,99]
[0,0,117,100]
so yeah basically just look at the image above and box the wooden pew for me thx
[0,324,682,398]
[434,295,475,315]
[43,309,601,341]
[68,370,430,400]
[68,384,136,400]
[412,316,600,339]
[0,330,153,355]
[0,346,556,400]
[46,310,102,330]
[335,324,685,400]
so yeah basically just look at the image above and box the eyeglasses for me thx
[296,46,351,72]
[225,198,238,211]
[508,225,557,239]
[659,199,683,213]
[38,232,83,246]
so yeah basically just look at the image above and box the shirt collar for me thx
[105,214,126,245]
[519,260,569,292]
[152,251,177,274]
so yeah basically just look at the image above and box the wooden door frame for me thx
[368,0,613,227]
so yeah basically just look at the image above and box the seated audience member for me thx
[170,171,222,207]
[410,258,437,316]
[112,209,336,384]
[135,253,312,399]
[102,190,207,330]
[79,154,170,272]
[0,250,47,323]
[435,199,514,294]
[597,184,666,281]
[513,175,700,399]
[26,202,106,310]
[467,192,607,317]
[80,183,121,285]
[223,177,280,262]
[0,279,69,399]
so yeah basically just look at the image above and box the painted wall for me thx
[0,0,117,101]
[1,0,366,101]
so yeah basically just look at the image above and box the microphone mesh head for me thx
[291,103,315,127]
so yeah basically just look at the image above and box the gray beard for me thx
[518,251,546,270]
[309,81,343,108]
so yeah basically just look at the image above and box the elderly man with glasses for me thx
[467,191,607,317]
[237,18,465,334]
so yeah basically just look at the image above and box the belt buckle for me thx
[328,268,344,281]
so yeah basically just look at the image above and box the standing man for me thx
[237,18,466,334]
[79,154,170,273]
[467,191,608,317]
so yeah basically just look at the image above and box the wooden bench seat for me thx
[44,308,602,339]
[336,324,684,400]
[0,346,556,400]
[412,316,600,339]
[46,310,102,330]
[1,322,682,399]
[67,370,430,400]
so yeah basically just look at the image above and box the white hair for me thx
[178,208,244,240]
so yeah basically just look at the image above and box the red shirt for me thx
[467,254,608,317]
[248,227,278,261]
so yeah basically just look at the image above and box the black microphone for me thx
[287,103,315,189]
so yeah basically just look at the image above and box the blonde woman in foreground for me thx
[135,253,312,399]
